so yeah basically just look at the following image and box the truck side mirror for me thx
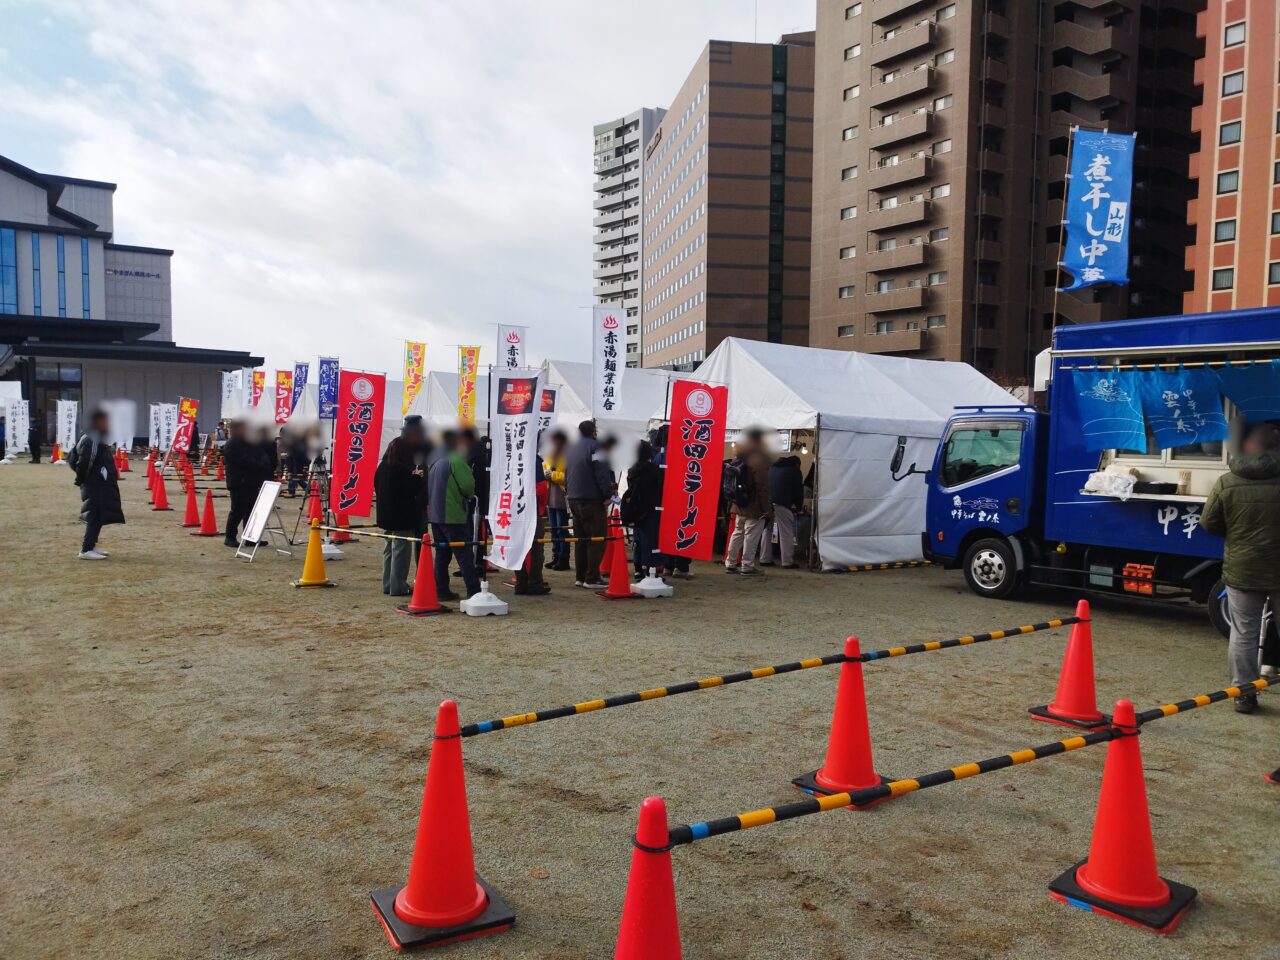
[890,436,906,475]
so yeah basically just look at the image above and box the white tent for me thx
[541,359,673,453]
[681,338,1018,567]
[413,370,491,432]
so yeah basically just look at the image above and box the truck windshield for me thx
[941,424,1023,487]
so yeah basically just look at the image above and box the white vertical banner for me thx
[102,398,136,450]
[497,323,528,370]
[55,400,78,451]
[591,305,624,417]
[485,368,545,571]
[221,369,245,419]
[155,402,178,451]
[7,399,30,454]
[149,404,160,449]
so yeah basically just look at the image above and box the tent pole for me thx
[809,414,821,570]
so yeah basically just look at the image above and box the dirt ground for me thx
[1,459,1277,960]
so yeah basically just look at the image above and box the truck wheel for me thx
[963,537,1020,599]
[1208,580,1231,640]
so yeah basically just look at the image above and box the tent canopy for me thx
[542,360,673,448]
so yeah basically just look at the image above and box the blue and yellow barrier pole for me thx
[459,615,1082,738]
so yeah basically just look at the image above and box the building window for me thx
[30,234,41,316]
[935,49,955,66]
[928,271,948,285]
[930,183,951,199]
[840,205,858,220]
[1222,71,1244,96]
[1272,211,1280,234]
[844,44,861,60]
[0,228,16,315]
[875,279,894,293]
[933,94,953,110]
[845,2,861,17]
[879,195,899,209]
[927,314,946,327]
[839,245,857,259]
[844,84,860,100]
[932,139,952,155]
[875,320,891,333]
[1217,170,1239,193]
[841,125,859,141]
[877,237,897,251]
[80,237,90,318]
[1214,219,1237,242]
[1274,161,1280,184]
[1211,267,1234,290]
[838,286,855,298]
[1219,121,1242,145]
[56,234,66,318]
[841,165,858,180]
[1224,22,1245,47]
[929,226,950,241]
[937,4,956,21]
[837,324,855,337]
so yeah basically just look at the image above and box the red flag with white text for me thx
[331,370,385,518]
[171,397,199,455]
[658,380,728,561]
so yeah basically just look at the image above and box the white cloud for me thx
[0,0,813,376]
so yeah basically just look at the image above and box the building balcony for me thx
[973,282,1003,304]
[866,285,928,313]
[593,188,637,211]
[1050,65,1121,105]
[866,240,930,272]
[867,198,932,231]
[983,58,1008,85]
[1053,20,1121,57]
[594,209,630,228]
[870,0,933,25]
[594,152,625,175]
[983,11,1009,37]
[866,153,933,190]
[593,263,629,281]
[977,194,1004,219]
[869,66,934,108]
[595,226,626,245]
[974,240,1003,263]
[863,327,926,353]
[868,109,932,149]
[977,148,1005,172]
[593,279,628,298]
[869,19,937,67]
[594,171,627,192]
[980,104,1007,129]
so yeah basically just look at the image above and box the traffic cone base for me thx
[1031,599,1105,729]
[791,770,893,810]
[1049,862,1196,934]
[397,602,452,617]
[1028,704,1111,729]
[370,878,514,951]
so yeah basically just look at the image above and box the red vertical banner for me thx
[171,397,199,454]
[658,380,728,561]
[273,370,293,424]
[250,370,265,407]
[331,370,385,518]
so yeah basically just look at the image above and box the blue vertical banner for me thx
[318,357,340,420]
[1060,129,1136,292]
[291,361,309,413]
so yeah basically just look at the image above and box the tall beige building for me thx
[809,0,1201,382]
[641,34,815,370]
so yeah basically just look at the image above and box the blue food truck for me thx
[901,307,1279,635]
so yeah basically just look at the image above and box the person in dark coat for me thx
[762,454,804,568]
[375,418,430,596]
[222,419,276,547]
[29,411,42,463]
[565,419,614,587]
[622,439,664,577]
[463,428,491,573]
[70,408,124,559]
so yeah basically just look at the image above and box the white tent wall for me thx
[541,359,673,453]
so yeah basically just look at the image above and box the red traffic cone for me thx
[1049,700,1196,932]
[215,457,225,481]
[331,511,352,544]
[397,535,451,616]
[51,442,62,463]
[614,797,682,960]
[307,480,323,524]
[148,468,159,504]
[144,451,155,479]
[600,513,620,579]
[152,475,172,511]
[598,519,638,600]
[120,449,131,473]
[200,456,209,476]
[370,700,514,950]
[1030,600,1108,729]
[191,490,221,537]
[792,637,891,807]
[180,484,201,527]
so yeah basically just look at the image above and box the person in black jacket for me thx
[463,428,491,573]
[375,418,429,596]
[71,408,124,559]
[222,419,275,547]
[762,453,804,568]
[565,420,614,587]
[622,439,664,577]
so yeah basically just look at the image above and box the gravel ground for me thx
[1,459,1277,960]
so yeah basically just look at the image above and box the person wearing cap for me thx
[375,416,430,596]
[69,408,124,559]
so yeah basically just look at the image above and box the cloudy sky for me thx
[0,0,813,375]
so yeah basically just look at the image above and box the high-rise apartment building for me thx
[593,107,666,368]
[640,34,815,370]
[1184,0,1280,311]
[809,0,1201,382]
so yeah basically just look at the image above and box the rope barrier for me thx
[314,524,622,548]
[459,615,1081,737]
[666,677,1273,846]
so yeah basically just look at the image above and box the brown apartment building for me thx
[810,0,1202,383]
[640,35,815,370]
[1184,0,1280,311]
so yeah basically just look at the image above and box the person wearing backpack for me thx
[723,428,773,576]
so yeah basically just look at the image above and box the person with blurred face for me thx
[221,418,276,547]
[70,408,124,559]
[374,416,430,596]
[544,429,570,571]
[565,420,613,588]
[428,429,482,600]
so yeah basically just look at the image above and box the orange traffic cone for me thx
[291,519,335,588]
[614,796,682,960]
[370,700,514,950]
[792,637,890,807]
[184,459,195,493]
[600,513,620,579]
[200,456,209,476]
[120,449,131,473]
[1030,599,1108,729]
[1049,699,1196,932]
[152,475,172,511]
[180,484,201,527]
[51,442,61,463]
[307,480,323,524]
[215,458,225,481]
[398,535,451,616]
[598,519,638,600]
[331,511,352,544]
[191,490,221,537]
